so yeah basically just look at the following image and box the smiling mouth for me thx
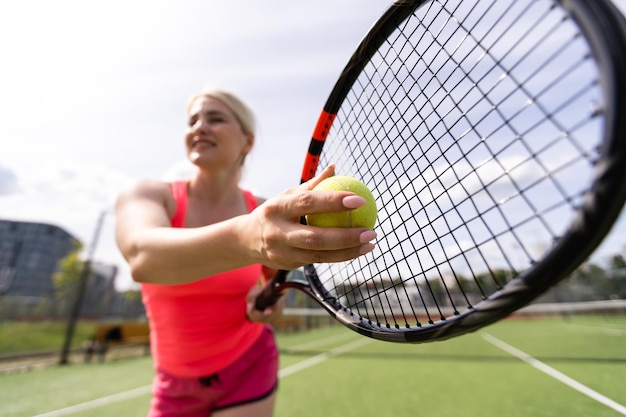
[192,139,216,148]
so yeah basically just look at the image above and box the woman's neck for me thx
[187,169,242,204]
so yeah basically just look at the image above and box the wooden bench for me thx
[273,316,305,333]
[84,322,150,363]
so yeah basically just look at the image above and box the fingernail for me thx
[342,195,365,209]
[360,230,377,243]
[359,243,375,255]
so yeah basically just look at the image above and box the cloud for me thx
[0,163,19,196]
[0,156,135,284]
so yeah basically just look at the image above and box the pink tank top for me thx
[141,181,264,377]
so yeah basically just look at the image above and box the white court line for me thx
[284,332,356,351]
[482,333,626,416]
[32,385,152,417]
[279,338,372,378]
[32,337,372,417]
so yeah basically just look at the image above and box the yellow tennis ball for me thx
[306,176,377,229]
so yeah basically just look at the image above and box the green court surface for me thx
[1,316,624,417]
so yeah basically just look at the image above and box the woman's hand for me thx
[244,165,377,271]
[246,284,285,324]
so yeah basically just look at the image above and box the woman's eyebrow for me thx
[202,109,228,118]
[189,109,228,119]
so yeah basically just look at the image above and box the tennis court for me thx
[1,311,624,417]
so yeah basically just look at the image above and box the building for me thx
[0,219,145,320]
[0,219,78,298]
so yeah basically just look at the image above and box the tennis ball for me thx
[306,176,377,229]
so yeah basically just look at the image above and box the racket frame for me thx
[257,0,626,343]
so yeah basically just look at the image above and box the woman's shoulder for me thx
[117,179,179,215]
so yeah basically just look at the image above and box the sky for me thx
[1,0,626,291]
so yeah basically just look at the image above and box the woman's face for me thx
[185,96,253,170]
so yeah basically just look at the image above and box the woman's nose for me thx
[192,118,209,133]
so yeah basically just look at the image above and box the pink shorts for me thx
[148,325,278,417]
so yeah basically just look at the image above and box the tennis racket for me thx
[256,0,626,343]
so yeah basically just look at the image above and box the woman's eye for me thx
[187,113,227,128]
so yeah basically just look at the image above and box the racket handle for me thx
[254,269,288,311]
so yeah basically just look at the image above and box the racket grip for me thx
[254,270,288,311]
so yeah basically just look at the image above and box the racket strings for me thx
[315,0,603,329]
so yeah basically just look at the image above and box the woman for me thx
[115,88,377,417]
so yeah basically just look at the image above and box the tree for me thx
[53,241,87,315]
[608,254,626,299]
[609,254,626,270]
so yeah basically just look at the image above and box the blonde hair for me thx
[186,88,256,136]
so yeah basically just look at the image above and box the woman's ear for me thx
[243,133,255,154]
[240,133,255,165]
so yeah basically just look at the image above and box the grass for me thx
[0,321,96,355]
[0,357,153,416]
[1,315,624,417]
[275,317,626,417]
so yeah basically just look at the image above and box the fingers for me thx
[246,285,285,323]
[289,227,377,252]
[246,300,283,323]
[305,165,335,189]
[250,165,377,270]
[259,227,376,271]
[285,235,376,266]
[256,196,377,266]
[278,186,368,220]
